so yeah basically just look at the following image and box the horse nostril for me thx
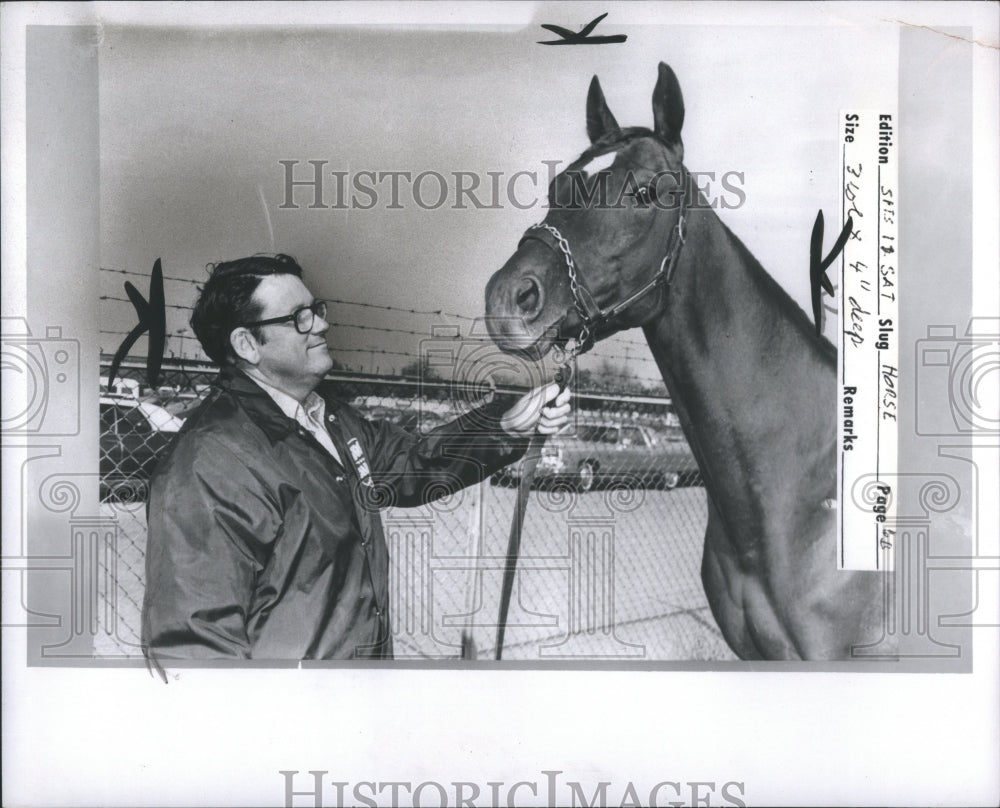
[515,277,541,316]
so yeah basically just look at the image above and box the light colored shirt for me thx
[251,376,343,466]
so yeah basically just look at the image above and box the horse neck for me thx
[643,204,837,526]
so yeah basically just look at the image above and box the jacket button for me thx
[374,607,383,617]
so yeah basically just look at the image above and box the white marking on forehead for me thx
[581,150,618,175]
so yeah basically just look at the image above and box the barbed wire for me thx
[327,298,478,322]
[101,267,479,322]
[99,266,653,344]
[334,346,418,361]
[100,266,661,376]
[99,329,204,344]
[99,303,658,366]
[99,295,195,312]
[100,267,205,285]
[98,310,498,349]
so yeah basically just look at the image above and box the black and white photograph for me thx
[2,2,998,806]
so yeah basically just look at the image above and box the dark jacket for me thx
[141,367,527,660]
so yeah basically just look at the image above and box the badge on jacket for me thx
[346,437,374,488]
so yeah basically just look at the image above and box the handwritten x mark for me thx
[810,211,853,339]
[107,258,166,390]
[538,12,627,45]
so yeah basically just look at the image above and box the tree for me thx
[399,355,443,381]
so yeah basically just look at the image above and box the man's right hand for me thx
[500,383,572,438]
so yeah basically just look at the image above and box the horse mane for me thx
[717,215,838,365]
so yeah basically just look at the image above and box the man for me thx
[141,253,570,660]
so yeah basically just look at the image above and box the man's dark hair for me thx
[190,253,304,365]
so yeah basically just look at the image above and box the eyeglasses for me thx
[243,300,328,334]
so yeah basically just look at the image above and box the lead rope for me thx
[492,362,573,660]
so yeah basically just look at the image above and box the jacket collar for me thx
[215,365,349,443]
[214,365,300,444]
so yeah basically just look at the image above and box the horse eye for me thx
[634,183,656,206]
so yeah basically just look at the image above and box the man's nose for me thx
[313,311,330,335]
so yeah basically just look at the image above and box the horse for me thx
[484,62,890,660]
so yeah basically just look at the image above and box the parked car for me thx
[493,420,701,492]
[99,398,183,502]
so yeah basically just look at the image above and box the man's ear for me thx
[230,327,261,365]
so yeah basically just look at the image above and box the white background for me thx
[3,3,998,806]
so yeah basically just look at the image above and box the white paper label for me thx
[838,110,898,571]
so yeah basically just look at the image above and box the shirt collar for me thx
[249,374,325,424]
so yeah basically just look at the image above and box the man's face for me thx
[249,274,333,394]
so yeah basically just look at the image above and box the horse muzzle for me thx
[485,240,571,358]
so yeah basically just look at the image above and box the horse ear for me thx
[587,76,620,143]
[652,62,685,143]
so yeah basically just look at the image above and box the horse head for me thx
[486,63,688,360]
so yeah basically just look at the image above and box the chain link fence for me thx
[97,356,732,661]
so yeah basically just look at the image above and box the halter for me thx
[518,167,688,358]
